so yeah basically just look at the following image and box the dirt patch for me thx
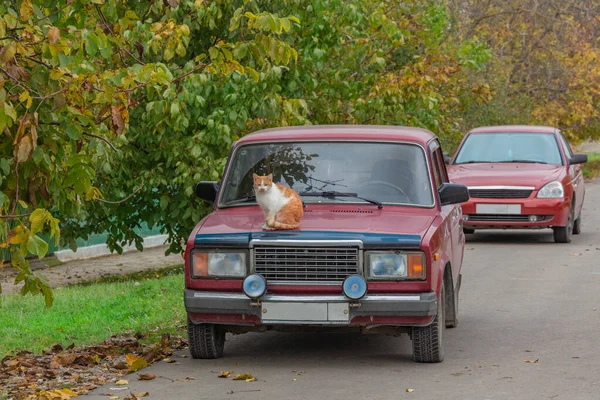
[0,246,183,295]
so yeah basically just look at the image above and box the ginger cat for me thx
[253,173,303,230]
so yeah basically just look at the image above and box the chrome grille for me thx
[469,189,532,199]
[253,246,359,283]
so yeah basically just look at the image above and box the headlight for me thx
[191,251,246,278]
[537,181,564,198]
[365,251,425,280]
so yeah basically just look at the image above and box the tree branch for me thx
[0,66,42,96]
[95,5,145,65]
[33,3,70,23]
[0,213,32,220]
[95,183,144,205]
[82,132,118,152]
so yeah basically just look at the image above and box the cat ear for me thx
[267,173,273,180]
[253,173,258,180]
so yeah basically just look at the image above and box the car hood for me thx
[197,205,436,238]
[448,163,563,188]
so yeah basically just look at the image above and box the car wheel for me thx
[412,282,445,363]
[187,319,225,359]
[463,228,475,234]
[573,211,582,235]
[553,205,574,243]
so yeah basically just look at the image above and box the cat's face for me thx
[253,173,273,193]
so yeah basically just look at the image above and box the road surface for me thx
[87,181,600,400]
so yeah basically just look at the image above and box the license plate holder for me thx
[261,302,350,324]
[475,203,522,214]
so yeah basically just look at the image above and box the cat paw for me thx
[262,224,274,231]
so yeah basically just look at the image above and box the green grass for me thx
[583,152,600,180]
[0,268,186,357]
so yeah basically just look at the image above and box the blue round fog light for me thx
[342,275,367,300]
[242,274,267,299]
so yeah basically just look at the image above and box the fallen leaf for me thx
[138,373,156,381]
[163,358,177,363]
[116,379,129,385]
[110,397,120,400]
[136,393,149,398]
[292,378,297,382]
[451,372,463,376]
[219,370,234,378]
[233,373,256,381]
[406,388,415,393]
[126,353,148,372]
[524,359,539,363]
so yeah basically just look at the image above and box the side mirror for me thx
[569,153,588,165]
[443,152,451,165]
[439,183,469,206]
[195,181,220,203]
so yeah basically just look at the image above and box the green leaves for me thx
[27,234,48,259]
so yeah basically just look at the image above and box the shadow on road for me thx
[465,230,555,244]
[222,331,419,365]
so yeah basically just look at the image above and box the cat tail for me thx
[268,221,300,230]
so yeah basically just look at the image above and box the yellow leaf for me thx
[0,42,17,65]
[524,359,539,363]
[233,373,256,381]
[48,26,61,44]
[125,353,148,372]
[115,379,128,385]
[136,393,149,398]
[20,0,34,21]
[8,226,28,245]
[109,397,120,400]
[218,370,234,378]
[406,388,415,393]
[15,134,33,163]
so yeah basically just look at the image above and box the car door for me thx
[557,132,585,215]
[429,140,463,282]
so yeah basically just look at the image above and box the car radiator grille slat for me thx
[467,214,551,222]
[469,189,533,199]
[253,247,359,283]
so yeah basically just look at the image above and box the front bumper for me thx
[184,290,437,326]
[461,197,569,229]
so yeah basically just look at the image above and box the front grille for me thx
[469,189,533,199]
[253,246,359,283]
[467,214,551,222]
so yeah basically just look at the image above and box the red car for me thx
[447,125,587,243]
[185,125,469,363]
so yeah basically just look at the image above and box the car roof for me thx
[468,125,557,134]
[235,125,437,146]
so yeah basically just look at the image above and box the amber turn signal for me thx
[407,253,425,279]
[191,252,208,277]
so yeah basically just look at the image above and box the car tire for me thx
[412,282,445,363]
[573,212,582,235]
[187,319,225,359]
[553,205,574,243]
[446,274,460,329]
[463,228,475,234]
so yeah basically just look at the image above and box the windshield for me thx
[220,142,434,207]
[454,132,563,165]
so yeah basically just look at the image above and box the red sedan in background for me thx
[447,125,587,243]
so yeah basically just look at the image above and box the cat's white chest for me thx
[256,185,291,215]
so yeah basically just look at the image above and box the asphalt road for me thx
[87,181,600,400]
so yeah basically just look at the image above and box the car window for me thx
[454,132,563,165]
[221,141,435,207]
[429,142,446,189]
[557,132,573,159]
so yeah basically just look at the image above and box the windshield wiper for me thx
[227,195,256,205]
[496,159,549,164]
[301,191,383,209]
[456,160,491,164]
